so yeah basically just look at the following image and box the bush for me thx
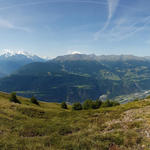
[101,100,112,107]
[92,100,102,109]
[72,102,82,110]
[30,96,39,105]
[146,95,150,99]
[112,101,120,106]
[101,100,120,107]
[61,102,68,109]
[83,99,102,110]
[133,98,139,102]
[9,92,21,104]
[83,99,93,110]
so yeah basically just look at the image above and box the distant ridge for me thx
[54,54,148,62]
[1,53,150,102]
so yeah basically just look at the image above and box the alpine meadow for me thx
[1,0,150,150]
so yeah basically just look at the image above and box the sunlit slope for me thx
[1,92,150,149]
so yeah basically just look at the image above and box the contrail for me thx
[0,0,107,11]
[94,0,120,40]
[108,0,120,20]
[0,0,136,12]
[0,0,139,39]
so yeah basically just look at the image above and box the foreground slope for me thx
[1,92,150,149]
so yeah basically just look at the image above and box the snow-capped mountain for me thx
[0,50,45,62]
[0,50,46,77]
[1,50,31,57]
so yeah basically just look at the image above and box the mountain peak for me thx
[0,50,46,76]
[1,49,34,58]
[0,49,46,63]
[71,51,81,55]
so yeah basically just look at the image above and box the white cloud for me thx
[0,18,31,32]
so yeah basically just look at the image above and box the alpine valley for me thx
[1,52,150,103]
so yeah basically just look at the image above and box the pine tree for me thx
[9,92,20,104]
[61,102,68,109]
[30,96,39,105]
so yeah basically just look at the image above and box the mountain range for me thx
[1,52,150,102]
[0,50,46,77]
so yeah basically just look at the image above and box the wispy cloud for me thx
[0,0,108,33]
[0,19,14,29]
[99,16,150,41]
[0,0,107,11]
[0,19,31,32]
[94,0,120,40]
[93,0,150,42]
[107,0,119,20]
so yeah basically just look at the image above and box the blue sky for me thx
[0,0,150,57]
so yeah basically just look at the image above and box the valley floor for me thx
[1,92,150,149]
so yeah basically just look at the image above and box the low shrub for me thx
[133,98,139,102]
[112,101,120,106]
[83,99,102,110]
[83,99,93,110]
[101,100,120,107]
[72,102,82,110]
[146,95,150,99]
[92,100,102,109]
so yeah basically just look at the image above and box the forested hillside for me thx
[1,54,150,102]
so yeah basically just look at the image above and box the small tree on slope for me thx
[61,102,68,109]
[9,92,21,104]
[30,96,39,105]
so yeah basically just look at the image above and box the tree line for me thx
[9,92,120,110]
[61,99,120,110]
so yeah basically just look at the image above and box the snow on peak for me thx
[71,51,81,55]
[42,56,52,60]
[1,49,34,58]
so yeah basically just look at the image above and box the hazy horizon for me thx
[1,49,150,59]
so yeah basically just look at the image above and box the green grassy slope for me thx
[1,92,150,150]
